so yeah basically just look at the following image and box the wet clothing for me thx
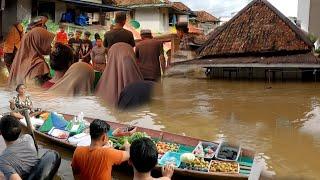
[0,135,39,179]
[80,39,93,63]
[12,95,32,110]
[103,28,135,49]
[3,24,24,72]
[8,27,54,87]
[71,147,123,180]
[56,31,68,44]
[135,39,163,81]
[118,81,154,110]
[49,62,95,96]
[3,24,23,53]
[91,46,106,72]
[68,38,82,62]
[41,81,55,90]
[95,43,143,107]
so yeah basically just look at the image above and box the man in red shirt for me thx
[72,119,130,180]
[55,24,68,44]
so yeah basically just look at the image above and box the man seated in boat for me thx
[130,137,174,180]
[72,119,130,180]
[0,115,39,180]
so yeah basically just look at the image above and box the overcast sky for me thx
[177,0,298,17]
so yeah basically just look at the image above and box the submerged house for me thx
[176,0,320,81]
[114,0,194,33]
[193,11,220,35]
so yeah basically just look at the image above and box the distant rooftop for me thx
[194,11,219,23]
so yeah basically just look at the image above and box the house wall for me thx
[55,1,66,23]
[309,0,320,37]
[198,22,215,35]
[2,0,18,36]
[206,67,304,80]
[17,0,32,22]
[297,0,310,32]
[134,7,169,33]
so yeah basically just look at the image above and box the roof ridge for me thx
[198,0,313,55]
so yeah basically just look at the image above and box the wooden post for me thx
[22,109,39,153]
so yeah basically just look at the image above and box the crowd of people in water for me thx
[2,11,193,110]
[0,11,197,180]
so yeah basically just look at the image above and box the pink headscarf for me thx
[95,43,143,107]
[8,27,54,87]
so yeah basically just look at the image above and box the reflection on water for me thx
[1,66,320,179]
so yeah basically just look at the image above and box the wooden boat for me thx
[19,113,262,180]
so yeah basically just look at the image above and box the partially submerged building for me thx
[193,11,220,35]
[175,0,320,81]
[114,0,194,33]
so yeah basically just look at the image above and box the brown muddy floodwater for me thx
[1,66,320,180]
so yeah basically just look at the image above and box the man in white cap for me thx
[135,29,165,81]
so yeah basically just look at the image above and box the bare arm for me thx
[159,44,165,74]
[9,174,22,180]
[121,140,130,162]
[9,100,15,110]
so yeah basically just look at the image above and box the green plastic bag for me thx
[39,113,54,133]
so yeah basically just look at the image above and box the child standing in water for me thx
[9,84,33,119]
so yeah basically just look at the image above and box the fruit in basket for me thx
[193,144,204,157]
[191,158,210,171]
[156,142,179,154]
[209,161,238,173]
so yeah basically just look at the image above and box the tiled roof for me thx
[172,2,191,12]
[194,11,219,23]
[198,0,313,58]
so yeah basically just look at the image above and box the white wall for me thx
[297,0,310,32]
[55,1,67,23]
[134,7,169,33]
[135,8,160,33]
[17,0,31,22]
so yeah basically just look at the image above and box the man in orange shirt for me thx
[71,119,130,180]
[55,24,68,44]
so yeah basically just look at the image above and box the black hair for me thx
[0,115,21,142]
[84,31,91,37]
[16,84,24,92]
[115,12,127,24]
[94,33,100,40]
[90,119,110,140]
[50,43,74,71]
[96,37,102,41]
[130,137,158,173]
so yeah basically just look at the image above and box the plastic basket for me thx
[158,152,182,168]
[192,141,219,160]
[215,142,241,162]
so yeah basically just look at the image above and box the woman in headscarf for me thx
[95,42,154,109]
[8,27,54,88]
[49,62,95,96]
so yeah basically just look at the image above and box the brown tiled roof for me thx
[114,0,170,6]
[195,11,219,23]
[172,2,191,12]
[198,0,314,58]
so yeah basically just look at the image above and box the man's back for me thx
[104,28,135,48]
[0,134,39,179]
[72,146,123,180]
[135,39,163,81]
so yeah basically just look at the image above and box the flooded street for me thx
[1,67,320,179]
